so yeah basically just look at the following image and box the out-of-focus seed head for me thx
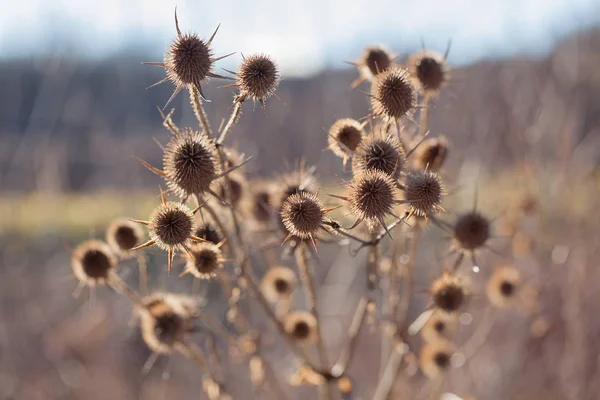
[163,128,219,198]
[106,218,144,256]
[409,51,448,94]
[403,170,444,216]
[355,46,394,82]
[149,202,196,250]
[352,132,406,179]
[419,339,456,379]
[194,218,223,245]
[281,192,325,239]
[453,212,490,251]
[236,54,280,103]
[413,136,449,172]
[371,66,417,119]
[347,169,398,225]
[421,310,458,344]
[261,266,297,303]
[487,266,522,308]
[284,311,317,343]
[184,242,224,279]
[246,181,274,223]
[72,240,117,286]
[277,170,318,207]
[431,273,468,313]
[213,171,247,207]
[328,118,365,164]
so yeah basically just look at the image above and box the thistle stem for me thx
[190,87,214,138]
[216,100,244,145]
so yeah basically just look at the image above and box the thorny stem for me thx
[367,231,380,292]
[216,100,244,145]
[418,93,431,139]
[190,87,214,138]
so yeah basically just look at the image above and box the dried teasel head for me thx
[351,45,394,88]
[106,218,144,257]
[281,192,331,243]
[137,292,198,354]
[182,241,226,279]
[194,218,223,245]
[213,172,247,207]
[420,309,459,344]
[261,266,297,303]
[144,9,232,107]
[453,211,491,251]
[409,51,449,95]
[401,170,445,217]
[276,164,319,207]
[419,339,456,379]
[341,169,400,231]
[327,118,366,166]
[284,310,317,343]
[352,131,406,179]
[431,273,468,313]
[371,66,417,120]
[72,240,118,287]
[246,180,275,223]
[230,54,280,105]
[412,136,449,172]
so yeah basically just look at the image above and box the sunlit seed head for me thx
[261,266,297,303]
[403,170,444,216]
[284,311,317,343]
[163,128,219,198]
[371,66,417,119]
[328,118,365,161]
[431,274,467,313]
[453,212,490,251]
[357,46,394,80]
[352,133,406,179]
[419,339,456,379]
[194,220,223,245]
[72,240,117,286]
[149,202,196,250]
[487,266,522,308]
[409,51,448,94]
[106,218,144,256]
[281,192,325,239]
[347,169,398,223]
[185,242,223,279]
[413,136,449,172]
[237,54,280,102]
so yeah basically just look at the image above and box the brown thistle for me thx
[106,218,144,257]
[371,66,417,120]
[194,217,223,245]
[280,192,336,248]
[453,211,491,251]
[419,339,456,379]
[327,118,366,167]
[408,50,450,95]
[352,130,406,179]
[181,241,227,279]
[350,45,394,88]
[412,136,449,172]
[71,239,118,288]
[213,171,248,208]
[130,189,205,273]
[430,272,469,313]
[283,310,317,343]
[399,170,445,218]
[225,54,280,106]
[245,180,275,223]
[144,8,233,108]
[260,266,297,303]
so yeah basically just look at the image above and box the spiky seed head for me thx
[352,133,406,179]
[163,128,219,198]
[409,51,448,93]
[358,46,393,79]
[214,172,247,207]
[165,29,213,90]
[421,310,458,344]
[106,218,144,256]
[453,212,490,251]
[487,266,522,308]
[194,220,223,245]
[281,192,325,239]
[328,118,365,161]
[237,54,279,102]
[72,240,117,286]
[419,339,456,379]
[149,202,196,250]
[413,136,449,172]
[138,293,197,354]
[247,181,274,223]
[284,311,317,343]
[431,273,467,313]
[347,169,398,224]
[261,266,297,303]
[184,242,223,279]
[276,165,319,207]
[371,66,417,119]
[403,170,444,216]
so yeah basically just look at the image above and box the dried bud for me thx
[371,66,417,119]
[236,54,279,103]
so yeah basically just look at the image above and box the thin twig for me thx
[190,87,214,138]
[332,296,369,376]
[216,100,244,145]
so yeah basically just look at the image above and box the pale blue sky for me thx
[2,0,599,76]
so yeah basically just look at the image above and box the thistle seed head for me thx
[106,218,144,256]
[358,46,393,79]
[347,169,398,224]
[247,181,274,223]
[413,136,449,172]
[284,311,317,343]
[419,339,456,379]
[371,66,417,119]
[281,192,325,239]
[165,33,213,88]
[237,54,280,102]
[487,266,522,308]
[194,219,223,245]
[163,128,219,198]
[214,172,247,207]
[453,212,490,251]
[184,242,224,279]
[352,132,406,179]
[261,266,297,303]
[328,118,365,162]
[72,240,117,286]
[431,273,467,313]
[403,170,444,216]
[149,202,196,250]
[409,51,448,93]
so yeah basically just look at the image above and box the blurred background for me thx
[1,0,600,399]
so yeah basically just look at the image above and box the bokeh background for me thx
[1,0,600,399]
